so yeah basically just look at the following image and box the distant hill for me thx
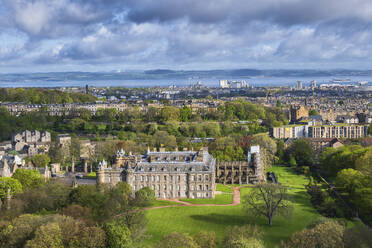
[1,69,372,83]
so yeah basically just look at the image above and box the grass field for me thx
[149,200,182,207]
[216,184,233,193]
[179,193,233,204]
[144,166,325,247]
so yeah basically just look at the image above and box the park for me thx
[144,166,331,247]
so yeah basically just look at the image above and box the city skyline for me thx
[1,0,372,73]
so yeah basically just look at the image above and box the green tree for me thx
[31,154,50,168]
[243,183,293,226]
[335,168,366,195]
[344,224,372,248]
[25,222,64,248]
[287,139,313,166]
[229,237,264,248]
[180,106,193,122]
[155,232,199,248]
[160,106,180,122]
[104,217,133,248]
[12,169,44,189]
[308,109,319,116]
[281,219,344,248]
[194,231,217,248]
[223,225,263,248]
[0,177,23,202]
[134,187,156,207]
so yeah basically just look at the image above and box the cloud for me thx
[1,0,372,71]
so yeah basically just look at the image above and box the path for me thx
[143,186,244,211]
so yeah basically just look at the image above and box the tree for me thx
[25,222,63,248]
[155,232,199,248]
[12,169,44,189]
[0,214,105,248]
[287,139,313,166]
[335,168,366,195]
[0,177,23,202]
[31,154,50,168]
[319,145,365,177]
[59,204,95,226]
[243,183,292,226]
[223,225,263,248]
[194,231,217,248]
[308,109,319,116]
[16,181,71,213]
[180,106,193,122]
[355,146,372,177]
[281,219,344,248]
[160,106,180,122]
[344,224,372,248]
[104,217,133,248]
[229,237,264,248]
[134,187,156,207]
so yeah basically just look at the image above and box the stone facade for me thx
[290,105,308,123]
[97,148,216,199]
[216,145,265,184]
[11,130,51,156]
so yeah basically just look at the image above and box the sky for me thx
[1,0,372,73]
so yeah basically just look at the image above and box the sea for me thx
[1,76,372,88]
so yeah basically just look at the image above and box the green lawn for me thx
[144,166,325,247]
[179,193,233,205]
[216,184,233,193]
[149,200,182,207]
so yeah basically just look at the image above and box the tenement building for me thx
[216,145,265,184]
[97,148,216,199]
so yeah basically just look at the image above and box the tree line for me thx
[0,88,96,104]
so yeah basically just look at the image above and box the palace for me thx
[215,145,265,184]
[97,148,216,199]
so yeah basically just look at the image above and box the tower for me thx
[296,81,302,90]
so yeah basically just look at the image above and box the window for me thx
[134,176,137,181]
[191,185,194,190]
[157,185,160,190]
[164,175,167,181]
[141,176,144,181]
[198,175,202,181]
[152,176,155,182]
[133,185,137,191]
[170,184,173,190]
[164,185,167,190]
[191,175,195,181]
[177,175,181,181]
[152,185,155,190]
[146,176,149,182]
[170,175,173,181]
[141,184,144,189]
[177,185,180,190]
[157,176,160,182]
[199,185,202,190]
[205,175,209,181]
[205,185,209,190]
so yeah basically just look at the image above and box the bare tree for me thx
[243,183,293,226]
